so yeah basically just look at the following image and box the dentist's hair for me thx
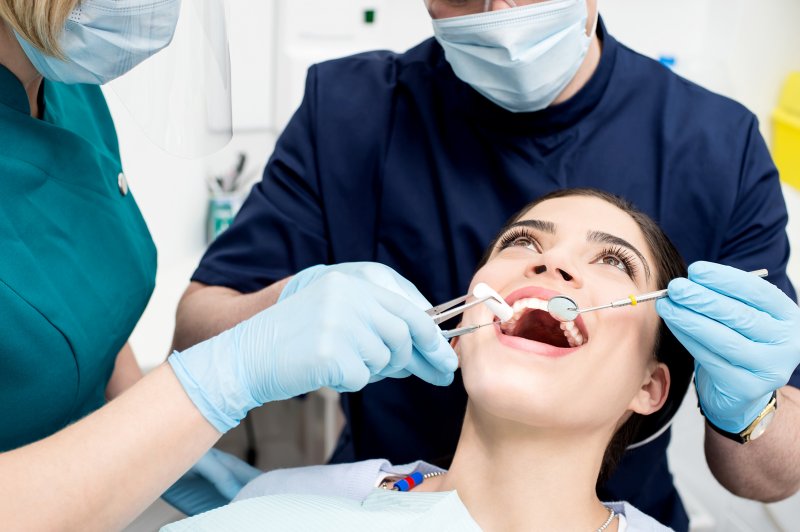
[0,0,79,57]
[481,187,693,483]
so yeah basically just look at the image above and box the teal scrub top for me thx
[0,65,157,451]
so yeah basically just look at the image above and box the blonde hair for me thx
[0,0,79,57]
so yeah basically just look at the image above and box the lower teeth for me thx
[562,323,584,347]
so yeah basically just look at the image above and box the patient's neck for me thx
[430,402,616,532]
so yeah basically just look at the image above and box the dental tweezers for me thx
[427,283,513,339]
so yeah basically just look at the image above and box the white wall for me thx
[111,2,800,529]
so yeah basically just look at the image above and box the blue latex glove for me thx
[280,262,449,381]
[280,262,431,308]
[169,270,456,433]
[656,261,800,433]
[162,449,261,516]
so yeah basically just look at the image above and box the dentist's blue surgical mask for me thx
[15,0,181,85]
[432,0,598,113]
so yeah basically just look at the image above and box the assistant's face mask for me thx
[15,0,181,85]
[432,0,598,113]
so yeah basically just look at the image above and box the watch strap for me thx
[701,391,778,444]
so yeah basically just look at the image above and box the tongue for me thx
[510,310,571,348]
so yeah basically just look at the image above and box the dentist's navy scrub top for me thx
[0,65,156,451]
[192,20,797,531]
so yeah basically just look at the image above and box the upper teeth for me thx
[503,297,586,347]
[511,297,548,314]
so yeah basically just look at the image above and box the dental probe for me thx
[547,269,769,323]
[427,283,514,338]
[441,322,495,340]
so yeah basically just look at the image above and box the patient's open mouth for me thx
[499,297,589,348]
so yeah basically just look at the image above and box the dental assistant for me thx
[0,2,456,529]
[175,1,800,529]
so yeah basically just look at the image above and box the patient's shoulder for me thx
[608,501,675,531]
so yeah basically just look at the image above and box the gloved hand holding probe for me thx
[280,262,458,381]
[657,261,800,434]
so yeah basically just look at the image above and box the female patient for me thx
[165,189,693,531]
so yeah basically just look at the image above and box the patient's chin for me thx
[463,368,561,422]
[461,358,614,432]
[468,392,573,432]
[459,326,661,437]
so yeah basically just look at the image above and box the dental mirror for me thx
[547,296,579,322]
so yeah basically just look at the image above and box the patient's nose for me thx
[527,259,582,288]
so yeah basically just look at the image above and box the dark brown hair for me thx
[480,188,693,483]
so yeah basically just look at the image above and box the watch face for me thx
[749,409,777,441]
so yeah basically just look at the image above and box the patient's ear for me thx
[628,362,670,415]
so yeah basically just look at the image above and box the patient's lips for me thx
[496,286,589,357]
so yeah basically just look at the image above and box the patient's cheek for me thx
[450,338,462,368]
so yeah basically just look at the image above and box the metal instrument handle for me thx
[609,268,769,309]
[430,296,490,324]
[592,269,770,313]
[426,294,469,317]
[441,322,494,339]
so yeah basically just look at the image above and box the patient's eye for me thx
[497,228,541,253]
[594,246,638,279]
[601,256,625,270]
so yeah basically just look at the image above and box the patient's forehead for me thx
[518,196,646,247]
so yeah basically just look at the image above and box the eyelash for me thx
[595,246,639,278]
[496,227,541,252]
[496,228,639,279]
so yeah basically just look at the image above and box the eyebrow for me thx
[507,219,556,234]
[501,220,652,281]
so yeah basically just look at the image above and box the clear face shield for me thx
[426,0,543,19]
[107,0,232,159]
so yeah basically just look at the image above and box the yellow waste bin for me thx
[773,72,800,190]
